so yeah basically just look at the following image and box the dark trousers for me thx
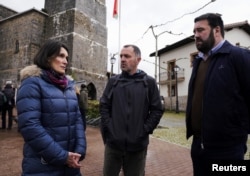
[103,145,147,176]
[1,106,13,129]
[79,108,86,131]
[191,136,247,176]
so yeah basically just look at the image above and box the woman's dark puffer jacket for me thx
[17,65,86,176]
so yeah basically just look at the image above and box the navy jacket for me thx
[186,41,250,148]
[100,70,163,152]
[17,65,86,176]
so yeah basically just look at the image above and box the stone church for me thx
[0,0,107,100]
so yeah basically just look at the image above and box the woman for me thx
[16,40,86,176]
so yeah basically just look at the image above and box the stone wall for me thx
[0,5,17,20]
[44,0,76,15]
[44,0,107,99]
[0,0,107,99]
[0,10,47,88]
[164,96,187,112]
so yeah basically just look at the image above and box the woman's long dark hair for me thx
[33,39,69,70]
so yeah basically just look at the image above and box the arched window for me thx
[15,40,19,53]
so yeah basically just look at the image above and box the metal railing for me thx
[159,68,185,82]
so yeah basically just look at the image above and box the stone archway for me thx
[87,82,97,100]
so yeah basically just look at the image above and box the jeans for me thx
[103,144,147,176]
[191,136,247,176]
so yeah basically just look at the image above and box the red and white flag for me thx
[113,0,118,19]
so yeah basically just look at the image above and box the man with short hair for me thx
[100,44,163,176]
[186,13,250,176]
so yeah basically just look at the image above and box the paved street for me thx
[0,122,193,176]
[0,108,194,176]
[2,111,250,175]
[81,126,192,176]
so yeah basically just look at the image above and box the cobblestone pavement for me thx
[0,124,193,176]
[1,111,250,175]
[82,127,193,176]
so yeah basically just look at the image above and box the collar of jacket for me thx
[19,65,74,87]
[121,70,146,79]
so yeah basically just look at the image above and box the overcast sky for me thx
[1,0,250,76]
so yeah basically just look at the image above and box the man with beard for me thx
[186,13,250,176]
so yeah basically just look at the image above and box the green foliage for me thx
[69,70,77,80]
[87,100,100,119]
[163,111,186,119]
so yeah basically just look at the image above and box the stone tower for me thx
[44,0,107,99]
[0,6,47,89]
[0,0,107,99]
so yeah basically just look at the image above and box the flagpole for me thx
[117,0,121,74]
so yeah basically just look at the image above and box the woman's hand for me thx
[67,152,82,168]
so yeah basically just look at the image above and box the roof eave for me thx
[149,36,194,57]
[149,20,250,57]
[0,8,48,23]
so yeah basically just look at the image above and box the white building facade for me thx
[150,21,250,112]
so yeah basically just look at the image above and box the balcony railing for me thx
[159,68,185,84]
